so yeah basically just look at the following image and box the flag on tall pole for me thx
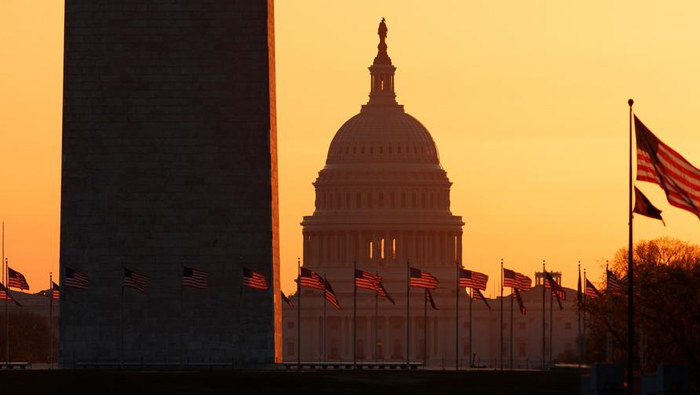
[298,267,324,290]
[628,99,636,395]
[459,268,488,290]
[377,281,395,304]
[281,292,294,308]
[503,268,519,289]
[472,288,490,309]
[633,187,665,225]
[355,269,380,291]
[322,276,341,310]
[545,271,565,309]
[503,268,531,291]
[242,268,267,290]
[183,267,209,290]
[64,267,89,289]
[514,288,526,315]
[7,267,29,290]
[0,283,20,306]
[635,114,700,218]
[606,270,625,294]
[52,282,60,300]
[585,279,600,298]
[123,268,148,293]
[577,264,582,307]
[425,289,438,310]
[409,267,438,289]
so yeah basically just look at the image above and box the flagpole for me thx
[541,260,545,371]
[627,98,635,395]
[374,269,379,363]
[578,262,582,367]
[549,275,553,367]
[120,258,124,368]
[297,257,301,368]
[50,272,53,369]
[455,259,459,371]
[509,287,513,370]
[423,288,427,368]
[323,271,327,364]
[406,258,410,367]
[353,260,357,367]
[3,222,8,369]
[583,269,587,366]
[468,288,473,368]
[180,263,184,365]
[605,261,612,362]
[499,258,503,370]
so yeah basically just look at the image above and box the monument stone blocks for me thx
[60,0,280,365]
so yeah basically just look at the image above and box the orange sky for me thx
[2,1,700,296]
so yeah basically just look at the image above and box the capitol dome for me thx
[287,19,467,366]
[301,19,463,271]
[326,107,440,165]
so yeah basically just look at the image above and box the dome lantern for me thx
[367,18,398,107]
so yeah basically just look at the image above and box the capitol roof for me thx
[325,19,440,166]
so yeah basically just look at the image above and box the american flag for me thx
[281,292,294,308]
[516,273,532,291]
[242,268,267,290]
[377,281,395,304]
[606,270,625,294]
[585,279,600,298]
[322,277,341,310]
[634,186,665,224]
[577,269,582,306]
[503,268,520,288]
[355,269,380,291]
[123,268,148,293]
[514,288,526,315]
[52,282,60,300]
[183,267,209,290]
[425,289,438,310]
[298,267,324,290]
[0,283,20,306]
[635,116,700,218]
[410,267,438,289]
[503,268,531,291]
[545,271,566,307]
[544,271,564,292]
[472,288,491,309]
[64,267,89,289]
[8,267,29,290]
[459,268,488,290]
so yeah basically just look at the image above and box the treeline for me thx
[583,237,700,387]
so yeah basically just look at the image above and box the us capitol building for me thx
[282,20,580,367]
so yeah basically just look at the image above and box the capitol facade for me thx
[282,21,580,368]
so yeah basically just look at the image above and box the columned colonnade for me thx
[303,229,463,267]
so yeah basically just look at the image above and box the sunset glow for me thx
[2,0,700,296]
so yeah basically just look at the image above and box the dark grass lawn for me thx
[2,368,583,395]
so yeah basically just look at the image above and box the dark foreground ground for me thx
[1,368,583,395]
